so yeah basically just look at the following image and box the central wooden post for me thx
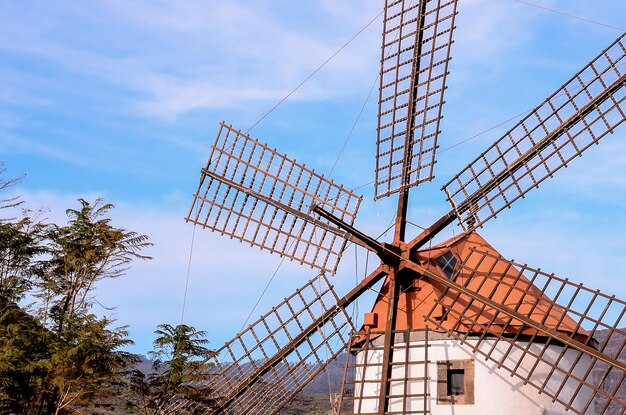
[377,267,401,414]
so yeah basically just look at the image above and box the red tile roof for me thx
[358,232,587,341]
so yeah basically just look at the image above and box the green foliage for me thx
[40,198,152,329]
[0,169,217,415]
[46,315,139,413]
[0,300,54,415]
[130,324,217,414]
[0,195,152,414]
[0,214,46,302]
[150,323,211,383]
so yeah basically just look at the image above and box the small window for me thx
[437,360,474,405]
[435,252,457,279]
[447,369,465,395]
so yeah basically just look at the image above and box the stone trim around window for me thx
[436,359,475,405]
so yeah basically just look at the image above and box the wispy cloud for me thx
[0,1,382,120]
[2,134,85,166]
[455,0,536,64]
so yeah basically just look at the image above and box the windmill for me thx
[182,1,626,414]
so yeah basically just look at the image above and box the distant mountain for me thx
[280,353,352,414]
[591,329,626,415]
[302,353,354,395]
[130,354,154,375]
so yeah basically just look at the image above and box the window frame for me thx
[437,359,475,405]
[435,251,458,279]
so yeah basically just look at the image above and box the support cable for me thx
[514,0,626,32]
[238,249,290,333]
[246,10,383,134]
[181,216,198,324]
[227,9,385,334]
[351,4,626,192]
[328,73,379,179]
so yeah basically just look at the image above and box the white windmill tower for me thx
[176,0,626,414]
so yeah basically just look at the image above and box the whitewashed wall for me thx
[353,335,596,415]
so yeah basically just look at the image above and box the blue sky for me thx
[1,0,626,354]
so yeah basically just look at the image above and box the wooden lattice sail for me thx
[443,33,626,231]
[187,122,362,274]
[376,0,459,199]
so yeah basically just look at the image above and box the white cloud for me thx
[0,1,382,120]
[454,0,536,63]
[1,133,87,167]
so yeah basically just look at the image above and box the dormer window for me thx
[436,251,458,279]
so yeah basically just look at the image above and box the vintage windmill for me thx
[182,0,626,414]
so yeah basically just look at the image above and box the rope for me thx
[514,0,626,32]
[220,7,387,334]
[237,252,289,333]
[328,73,380,179]
[438,109,531,154]
[245,10,384,134]
[180,222,197,324]
[354,52,625,192]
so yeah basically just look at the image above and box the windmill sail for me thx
[423,247,626,415]
[187,122,362,274]
[443,33,626,231]
[375,0,458,199]
[176,268,388,415]
[201,274,354,415]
